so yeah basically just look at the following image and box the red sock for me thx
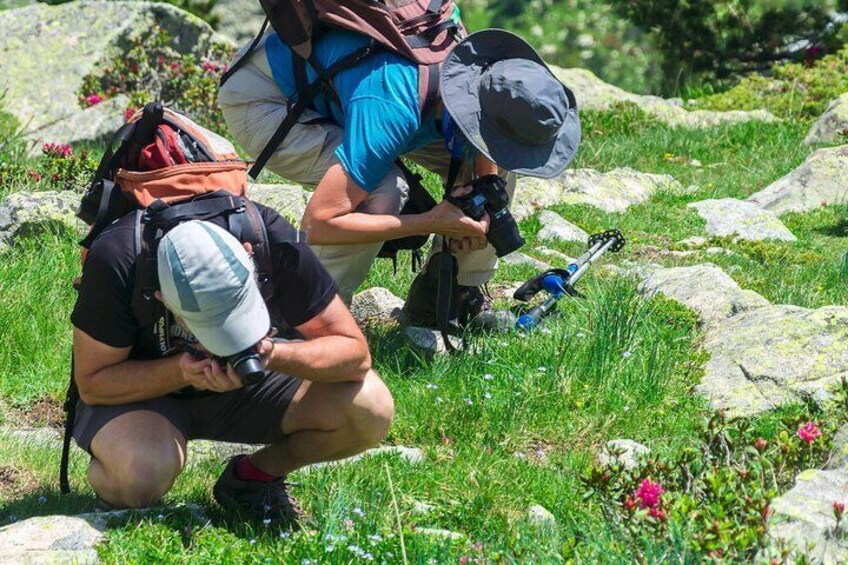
[236,455,278,483]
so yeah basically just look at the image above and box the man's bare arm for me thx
[73,327,219,406]
[265,295,372,383]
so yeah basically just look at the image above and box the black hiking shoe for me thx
[456,285,516,332]
[213,455,303,529]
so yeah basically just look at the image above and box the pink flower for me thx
[834,501,845,522]
[634,479,665,509]
[201,59,219,74]
[42,143,72,158]
[648,507,667,522]
[84,93,103,106]
[124,106,137,122]
[754,437,768,453]
[798,421,821,444]
[459,557,470,565]
[28,169,42,182]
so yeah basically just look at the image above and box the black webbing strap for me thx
[249,41,375,179]
[59,355,78,494]
[144,195,243,229]
[445,156,462,196]
[405,20,459,48]
[433,155,465,352]
[220,18,269,87]
[421,63,441,120]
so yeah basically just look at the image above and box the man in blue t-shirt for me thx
[219,28,580,327]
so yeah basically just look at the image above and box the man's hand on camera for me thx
[426,183,490,241]
[179,351,243,392]
[256,337,275,369]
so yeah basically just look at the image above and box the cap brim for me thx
[441,29,581,179]
[181,284,270,357]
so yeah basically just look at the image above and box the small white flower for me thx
[425,383,437,390]
[463,397,473,405]
[623,350,632,358]
[483,374,494,381]
[537,366,547,372]
[624,405,631,412]
[249,539,257,545]
[484,392,492,400]
[435,396,443,403]
[540,327,552,334]
[156,514,165,520]
[514,451,526,459]
[353,507,365,517]
[262,518,271,526]
[577,332,586,338]
[280,531,291,539]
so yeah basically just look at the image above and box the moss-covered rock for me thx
[697,305,848,418]
[805,93,848,146]
[747,145,848,214]
[0,190,82,251]
[0,1,224,146]
[688,198,797,242]
[551,66,777,129]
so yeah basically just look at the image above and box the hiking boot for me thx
[213,455,303,528]
[457,285,516,332]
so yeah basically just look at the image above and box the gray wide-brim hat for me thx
[441,29,581,179]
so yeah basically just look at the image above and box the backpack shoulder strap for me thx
[220,17,270,87]
[228,200,274,301]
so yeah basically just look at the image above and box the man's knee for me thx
[93,448,181,508]
[348,370,394,447]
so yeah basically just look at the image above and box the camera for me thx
[226,348,266,386]
[447,174,525,257]
[180,343,266,386]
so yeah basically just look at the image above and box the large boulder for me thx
[552,67,777,128]
[804,93,848,146]
[515,168,680,218]
[350,287,405,325]
[688,198,796,242]
[536,210,588,243]
[0,191,83,251]
[696,305,848,418]
[0,1,228,147]
[247,182,310,226]
[212,0,266,44]
[0,515,103,564]
[638,264,770,331]
[747,145,848,214]
[764,469,848,564]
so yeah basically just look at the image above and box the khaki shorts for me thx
[218,35,516,301]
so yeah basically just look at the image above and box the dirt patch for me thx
[0,465,38,499]
[6,397,65,429]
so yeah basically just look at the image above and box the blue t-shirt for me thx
[266,31,441,192]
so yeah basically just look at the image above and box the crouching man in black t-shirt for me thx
[70,204,393,526]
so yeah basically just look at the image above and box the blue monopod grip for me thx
[542,274,566,298]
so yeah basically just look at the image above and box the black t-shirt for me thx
[71,203,338,360]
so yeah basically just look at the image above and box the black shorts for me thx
[73,372,303,454]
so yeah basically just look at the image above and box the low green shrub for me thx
[79,25,233,134]
[693,47,848,120]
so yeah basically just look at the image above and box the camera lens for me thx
[228,350,266,385]
[488,209,525,257]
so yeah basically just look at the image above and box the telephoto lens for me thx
[227,348,266,385]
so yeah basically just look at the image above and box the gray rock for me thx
[413,528,465,541]
[403,326,460,355]
[526,504,557,527]
[535,246,576,264]
[211,0,266,44]
[763,469,848,564]
[747,145,848,214]
[0,191,83,251]
[805,93,848,146]
[697,305,848,418]
[76,503,208,531]
[411,501,436,516]
[552,66,778,129]
[638,264,770,331]
[0,1,228,146]
[0,515,104,564]
[188,441,424,469]
[0,427,61,445]
[350,287,405,325]
[537,210,588,243]
[827,424,848,471]
[677,236,708,249]
[688,198,797,242]
[500,252,551,271]
[248,183,310,226]
[597,439,649,470]
[515,168,681,219]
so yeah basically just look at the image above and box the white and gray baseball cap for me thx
[157,220,270,356]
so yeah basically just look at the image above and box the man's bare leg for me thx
[247,369,394,476]
[88,411,187,508]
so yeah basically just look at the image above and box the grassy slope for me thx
[1,107,846,562]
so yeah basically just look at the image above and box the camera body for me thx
[448,175,525,257]
[180,343,266,386]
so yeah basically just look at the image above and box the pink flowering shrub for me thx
[797,421,821,444]
[78,26,233,133]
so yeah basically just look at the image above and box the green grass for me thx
[2,103,848,562]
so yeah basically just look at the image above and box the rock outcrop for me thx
[515,168,681,218]
[0,191,82,251]
[747,145,848,214]
[688,198,796,242]
[0,515,103,565]
[350,287,405,325]
[537,210,588,243]
[0,1,228,146]
[804,93,848,146]
[247,182,310,225]
[552,66,778,128]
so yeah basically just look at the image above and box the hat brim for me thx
[440,29,581,179]
[181,282,270,357]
